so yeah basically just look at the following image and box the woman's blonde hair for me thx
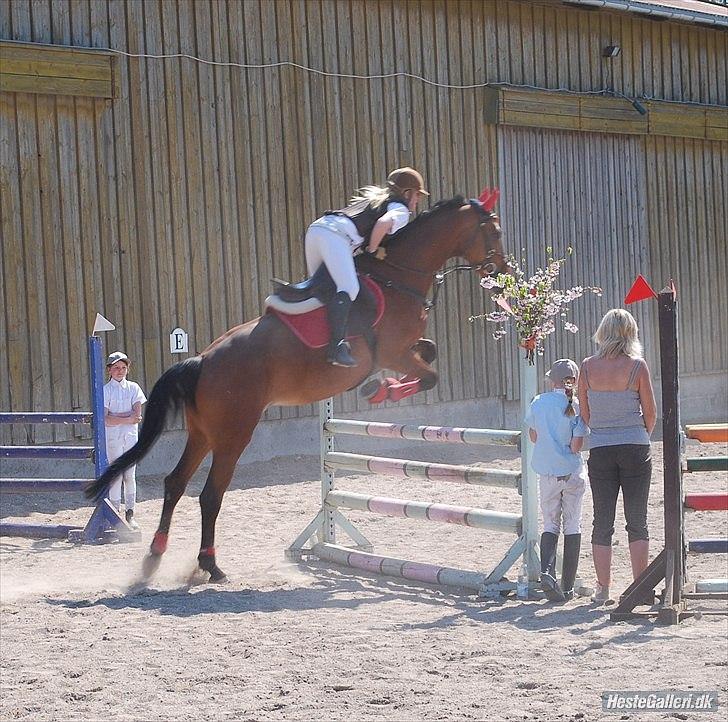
[349,185,392,209]
[593,308,643,358]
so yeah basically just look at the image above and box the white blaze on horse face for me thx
[488,219,506,273]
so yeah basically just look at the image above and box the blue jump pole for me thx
[0,479,88,493]
[0,523,83,539]
[88,335,108,477]
[688,538,728,554]
[0,446,94,459]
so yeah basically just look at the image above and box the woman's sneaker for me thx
[591,583,612,604]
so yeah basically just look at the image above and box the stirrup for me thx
[327,341,357,368]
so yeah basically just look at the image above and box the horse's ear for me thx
[478,187,500,212]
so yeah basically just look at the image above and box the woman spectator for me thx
[578,309,657,604]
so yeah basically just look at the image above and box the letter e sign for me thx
[170,327,189,354]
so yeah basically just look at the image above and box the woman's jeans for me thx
[588,444,652,546]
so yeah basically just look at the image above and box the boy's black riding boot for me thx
[326,291,357,368]
[560,533,581,597]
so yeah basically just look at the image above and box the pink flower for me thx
[470,251,601,357]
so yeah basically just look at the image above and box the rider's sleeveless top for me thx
[583,359,651,449]
[324,196,409,242]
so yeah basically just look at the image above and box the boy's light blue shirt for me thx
[525,390,589,476]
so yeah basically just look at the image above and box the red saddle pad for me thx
[269,276,385,349]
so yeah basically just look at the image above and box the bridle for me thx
[363,200,504,310]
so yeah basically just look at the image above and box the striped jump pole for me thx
[684,494,728,512]
[311,543,489,593]
[686,579,728,600]
[684,456,728,473]
[287,354,540,599]
[685,424,728,443]
[682,420,728,606]
[0,334,137,543]
[687,538,728,554]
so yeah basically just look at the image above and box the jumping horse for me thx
[86,189,508,582]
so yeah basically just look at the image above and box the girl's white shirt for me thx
[103,378,147,441]
[310,201,410,250]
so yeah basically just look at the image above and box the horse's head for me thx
[366,190,510,290]
[456,187,508,279]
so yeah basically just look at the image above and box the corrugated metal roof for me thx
[563,0,728,27]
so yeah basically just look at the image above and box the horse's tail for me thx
[85,357,203,502]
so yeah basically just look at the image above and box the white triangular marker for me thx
[92,313,115,334]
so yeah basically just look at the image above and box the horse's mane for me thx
[384,196,467,247]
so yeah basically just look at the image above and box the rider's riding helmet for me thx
[386,167,430,197]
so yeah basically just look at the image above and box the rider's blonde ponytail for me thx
[349,185,391,209]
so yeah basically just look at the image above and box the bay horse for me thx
[86,191,508,582]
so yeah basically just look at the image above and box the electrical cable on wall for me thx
[84,46,725,111]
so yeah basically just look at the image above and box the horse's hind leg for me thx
[143,427,209,576]
[196,447,248,583]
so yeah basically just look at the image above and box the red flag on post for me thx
[624,274,657,305]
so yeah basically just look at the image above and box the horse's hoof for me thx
[360,378,389,404]
[150,531,169,556]
[359,378,380,398]
[414,339,437,364]
[141,553,162,579]
[207,566,228,584]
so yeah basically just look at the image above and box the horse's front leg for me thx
[362,342,438,403]
[197,451,239,583]
[196,412,263,583]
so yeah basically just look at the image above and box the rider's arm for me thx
[367,218,394,253]
[367,203,410,254]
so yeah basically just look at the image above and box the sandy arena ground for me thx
[1,437,726,721]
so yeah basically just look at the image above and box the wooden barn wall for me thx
[0,0,726,445]
[497,127,656,400]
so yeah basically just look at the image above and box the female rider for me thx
[304,167,428,367]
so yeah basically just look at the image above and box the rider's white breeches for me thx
[304,224,360,301]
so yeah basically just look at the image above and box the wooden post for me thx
[657,289,686,620]
[611,286,688,623]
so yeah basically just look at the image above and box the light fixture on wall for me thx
[631,99,648,115]
[602,45,621,58]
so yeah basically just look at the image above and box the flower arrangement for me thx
[470,249,602,363]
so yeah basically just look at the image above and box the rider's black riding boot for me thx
[560,533,581,599]
[326,291,357,368]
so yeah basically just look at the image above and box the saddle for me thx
[271,264,335,304]
[264,268,385,349]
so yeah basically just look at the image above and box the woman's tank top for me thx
[583,359,650,448]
